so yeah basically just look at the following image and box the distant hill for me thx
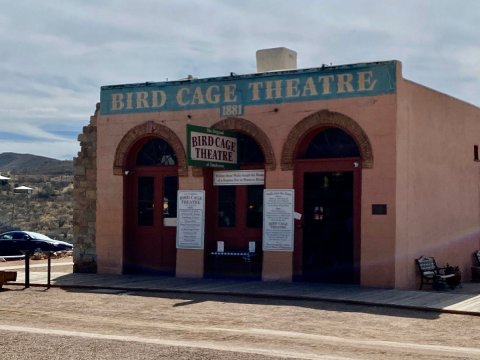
[0,152,73,175]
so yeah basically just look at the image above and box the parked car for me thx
[0,231,73,256]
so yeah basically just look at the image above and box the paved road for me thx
[1,286,479,359]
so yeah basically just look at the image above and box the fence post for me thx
[22,251,30,288]
[47,252,52,288]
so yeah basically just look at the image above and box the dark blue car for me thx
[0,231,73,256]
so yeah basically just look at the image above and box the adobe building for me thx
[73,48,480,289]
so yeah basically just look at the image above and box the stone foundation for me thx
[72,103,98,273]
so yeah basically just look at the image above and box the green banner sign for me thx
[187,124,238,168]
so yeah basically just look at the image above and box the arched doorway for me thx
[204,132,265,279]
[294,127,362,283]
[124,137,179,274]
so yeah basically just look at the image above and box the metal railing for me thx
[19,250,55,289]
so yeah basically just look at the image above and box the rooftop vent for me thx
[256,47,297,72]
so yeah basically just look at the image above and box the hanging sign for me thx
[176,190,205,249]
[214,169,264,186]
[187,124,238,168]
[262,189,294,251]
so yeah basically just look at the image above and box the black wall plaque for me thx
[372,204,387,215]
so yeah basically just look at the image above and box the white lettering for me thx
[337,73,354,93]
[176,88,190,106]
[111,93,124,111]
[358,71,378,91]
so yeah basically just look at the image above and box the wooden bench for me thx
[416,256,455,290]
[472,250,480,282]
[209,250,259,277]
[210,251,256,262]
[0,271,17,288]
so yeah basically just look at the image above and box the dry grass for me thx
[0,174,73,242]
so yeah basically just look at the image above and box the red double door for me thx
[124,167,178,274]
[204,170,263,276]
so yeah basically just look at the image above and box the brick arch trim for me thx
[281,110,373,170]
[113,121,188,176]
[212,117,276,170]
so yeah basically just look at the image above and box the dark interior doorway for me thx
[302,171,354,282]
[294,126,361,284]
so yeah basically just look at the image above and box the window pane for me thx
[163,176,178,219]
[303,128,360,159]
[138,177,154,226]
[237,133,265,164]
[218,186,235,227]
[137,138,177,166]
[247,185,263,228]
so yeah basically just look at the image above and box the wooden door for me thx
[294,158,361,283]
[125,167,178,274]
[204,169,264,277]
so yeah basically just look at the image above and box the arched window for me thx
[237,132,265,164]
[136,138,177,166]
[301,128,360,159]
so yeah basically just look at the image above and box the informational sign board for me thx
[262,189,294,251]
[186,124,238,168]
[176,190,205,249]
[214,169,264,186]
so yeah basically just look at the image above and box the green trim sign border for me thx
[187,124,238,168]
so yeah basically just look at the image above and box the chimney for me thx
[256,47,297,72]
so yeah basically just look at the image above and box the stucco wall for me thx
[396,79,480,288]
[94,94,398,286]
[78,61,480,289]
[354,98,397,288]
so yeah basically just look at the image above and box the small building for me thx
[13,185,33,194]
[0,175,10,195]
[0,175,9,186]
[74,48,480,289]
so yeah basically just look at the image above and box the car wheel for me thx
[32,248,44,259]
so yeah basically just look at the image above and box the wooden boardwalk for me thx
[5,268,480,316]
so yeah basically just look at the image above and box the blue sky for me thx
[0,0,479,160]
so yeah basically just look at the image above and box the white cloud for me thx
[0,1,479,160]
[0,121,64,141]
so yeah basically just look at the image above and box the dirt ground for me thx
[0,275,479,359]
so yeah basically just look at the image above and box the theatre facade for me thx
[73,49,480,289]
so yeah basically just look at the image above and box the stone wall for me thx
[72,103,98,273]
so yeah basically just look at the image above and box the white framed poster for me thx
[262,189,294,251]
[214,169,265,186]
[176,190,205,249]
